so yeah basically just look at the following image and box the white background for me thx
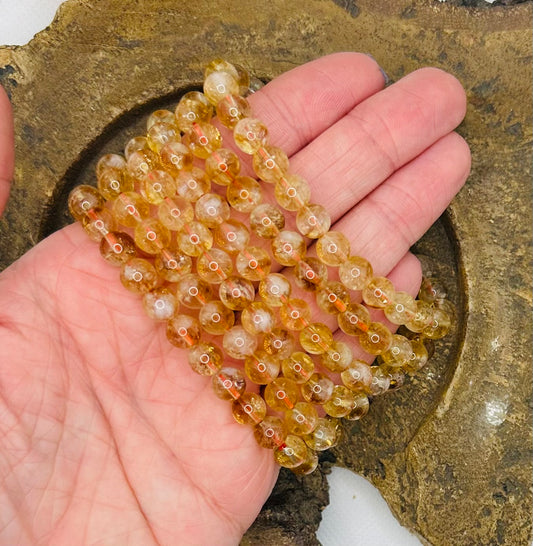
[0,2,423,544]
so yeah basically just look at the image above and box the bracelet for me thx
[68,59,454,475]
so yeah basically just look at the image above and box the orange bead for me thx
[100,231,137,266]
[244,351,280,384]
[232,392,267,425]
[264,378,300,411]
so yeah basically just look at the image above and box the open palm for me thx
[0,53,469,545]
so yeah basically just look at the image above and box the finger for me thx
[0,86,14,216]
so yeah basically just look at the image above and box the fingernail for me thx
[364,53,390,85]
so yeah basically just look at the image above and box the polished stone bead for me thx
[321,341,353,373]
[141,169,176,204]
[299,323,334,355]
[234,118,269,154]
[232,392,267,425]
[176,273,213,309]
[188,342,224,376]
[226,176,263,213]
[147,122,179,153]
[341,360,373,391]
[253,146,289,183]
[97,167,133,201]
[258,273,291,307]
[254,416,286,449]
[183,121,222,159]
[271,230,306,266]
[279,298,312,331]
[159,141,194,174]
[405,300,434,333]
[274,435,307,469]
[204,70,240,105]
[384,291,417,325]
[96,153,127,178]
[316,281,350,314]
[337,303,371,336]
[381,334,413,367]
[244,350,280,384]
[301,373,334,404]
[142,287,177,321]
[175,167,211,202]
[100,231,137,266]
[112,191,149,227]
[212,367,246,401]
[223,325,258,359]
[205,148,240,186]
[284,402,318,436]
[176,221,213,257]
[198,300,235,335]
[68,185,104,221]
[274,174,311,211]
[316,231,350,266]
[197,248,233,283]
[362,276,396,309]
[124,136,150,159]
[344,391,370,420]
[214,219,250,253]
[157,196,194,231]
[175,91,213,132]
[323,385,357,418]
[166,314,201,349]
[120,258,158,294]
[216,93,252,129]
[303,417,341,451]
[264,378,300,411]
[81,208,115,242]
[292,448,319,475]
[250,203,285,239]
[281,352,315,383]
[402,338,429,373]
[294,258,328,292]
[127,148,158,180]
[236,247,271,281]
[241,302,276,335]
[195,193,230,227]
[263,328,296,359]
[338,255,373,291]
[154,247,192,282]
[296,204,331,239]
[134,218,170,254]
[368,367,391,396]
[147,109,176,130]
[358,322,393,355]
[419,277,448,304]
[423,307,452,339]
[219,276,255,310]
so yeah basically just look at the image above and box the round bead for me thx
[316,231,350,266]
[299,323,334,355]
[244,351,280,384]
[294,258,328,292]
[341,361,373,391]
[250,204,285,239]
[241,302,276,335]
[176,274,213,309]
[68,185,104,221]
[233,63,251,95]
[214,219,250,254]
[183,121,222,159]
[274,435,307,469]
[112,192,149,227]
[226,176,262,213]
[195,193,230,227]
[321,341,353,373]
[279,299,312,331]
[405,300,434,333]
[337,303,371,336]
[236,247,271,281]
[147,122,179,153]
[358,322,393,355]
[159,141,194,173]
[274,175,311,211]
[205,58,240,80]
[281,352,315,383]
[120,258,158,294]
[234,118,269,154]
[96,153,127,178]
[212,367,246,401]
[197,248,233,283]
[381,334,413,367]
[253,146,289,183]
[198,300,235,335]
[259,273,291,307]
[232,392,267,425]
[304,417,341,451]
[175,91,213,132]
[344,392,370,421]
[166,314,201,349]
[176,221,213,257]
[403,338,429,373]
[143,288,178,321]
[263,328,296,359]
[157,196,194,231]
[423,307,452,340]
[362,277,395,309]
[100,231,137,266]
[154,248,192,282]
[97,168,133,201]
[204,148,240,186]
[292,448,319,476]
[254,416,286,449]
[188,342,224,376]
[284,402,318,436]
[384,291,417,325]
[419,277,448,304]
[134,218,170,254]
[141,170,176,204]
[301,373,334,404]
[323,385,357,418]
[124,136,150,159]
[271,230,306,266]
[368,367,391,396]
[223,326,258,360]
[219,276,255,310]
[81,209,115,242]
[147,109,176,130]
[264,378,300,411]
[316,281,350,314]
[126,149,158,180]
[175,167,211,202]
[216,93,252,129]
[204,70,240,105]
[338,255,373,291]
[296,204,331,239]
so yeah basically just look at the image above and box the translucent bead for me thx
[274,435,307,469]
[198,300,235,334]
[176,274,213,309]
[405,300,433,333]
[422,307,452,340]
[241,302,276,335]
[253,146,289,183]
[166,314,201,349]
[147,122,178,153]
[175,167,211,202]
[188,342,223,376]
[244,350,280,384]
[97,168,134,201]
[214,219,250,253]
[264,378,300,411]
[292,448,319,475]
[233,118,268,155]
[112,191,149,227]
[316,231,350,266]
[316,281,350,314]
[274,175,311,211]
[194,193,230,227]
[323,385,357,418]
[249,204,285,239]
[81,208,115,242]
[174,91,213,133]
[263,328,295,359]
[338,303,371,336]
[294,258,328,292]
[226,176,262,213]
[233,63,251,95]
[204,70,240,105]
[143,288,177,321]
[212,367,246,401]
[205,58,240,80]
[299,323,334,355]
[176,221,213,257]
[158,196,194,231]
[321,341,353,373]
[223,325,258,359]
[385,368,406,391]
[271,230,306,266]
[124,136,150,159]
[258,273,291,307]
[341,360,373,391]
[134,218,171,254]
[141,170,176,204]
[384,291,417,325]
[285,402,318,436]
[419,277,448,304]
[197,248,233,283]
[68,185,104,221]
[147,109,176,130]
[204,148,240,186]
[368,367,391,396]
[362,277,395,309]
[159,141,194,173]
[281,352,314,383]
[219,276,255,310]
[126,149,158,180]
[339,255,373,291]
[216,93,251,129]
[96,153,127,178]
[279,299,312,331]
[296,204,331,239]
[236,247,271,281]
[232,392,267,425]
[301,373,334,404]
[100,231,137,266]
[154,248,192,282]
[381,334,413,367]
[183,121,222,159]
[403,338,429,373]
[120,258,158,294]
[254,416,286,449]
[358,322,393,355]
[344,392,370,421]
[304,417,341,451]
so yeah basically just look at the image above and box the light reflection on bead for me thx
[188,342,224,376]
[219,276,255,310]
[241,302,276,335]
[143,288,177,321]
[100,231,137,266]
[338,255,373,291]
[205,148,240,186]
[223,325,258,359]
[68,185,104,221]
[244,351,280,384]
[176,221,213,257]
[303,417,341,451]
[120,258,158,294]
[166,314,201,349]
[362,277,395,309]
[198,300,235,335]
[175,91,213,132]
[296,203,331,239]
[175,167,211,202]
[232,392,267,425]
[281,352,314,383]
[321,341,353,373]
[253,146,289,183]
[212,367,246,401]
[195,193,231,227]
[358,322,393,355]
[264,378,300,412]
[226,176,263,213]
[316,231,350,266]
[258,273,291,307]
[299,323,334,355]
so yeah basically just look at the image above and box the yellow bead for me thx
[337,303,371,336]
[299,323,334,355]
[219,276,255,310]
[362,277,395,308]
[263,328,296,358]
[244,351,280,384]
[281,352,315,383]
[294,258,328,292]
[405,300,434,333]
[195,193,230,227]
[323,385,357,418]
[166,314,201,349]
[134,218,170,254]
[176,221,213,257]
[204,70,240,105]
[212,367,246,401]
[216,93,252,129]
[204,148,240,186]
[214,219,250,253]
[233,63,251,95]
[147,122,178,153]
[341,360,373,391]
[232,392,267,425]
[223,325,258,359]
[154,247,192,282]
[250,204,285,239]
[344,392,370,421]
[271,230,306,266]
[236,246,271,281]
[279,299,312,331]
[142,288,178,321]
[197,248,233,283]
[97,167,133,201]
[159,141,194,174]
[284,402,318,436]
[338,255,373,291]
[301,373,334,404]
[316,231,350,266]
[233,118,269,154]
[381,334,413,367]
[198,300,235,335]
[254,416,286,449]
[368,367,391,396]
[68,185,104,221]
[358,322,393,355]
[205,58,240,80]
[157,196,194,231]
[120,258,158,294]
[175,167,211,202]
[127,149,158,180]
[188,342,223,376]
[124,136,150,159]
[321,341,353,373]
[419,277,448,304]
[264,378,300,411]
[303,417,341,451]
[274,435,307,469]
[176,273,213,309]
[147,109,176,130]
[316,281,350,315]
[174,91,213,132]
[292,448,319,475]
[258,273,291,307]
[241,302,276,335]
[81,209,116,242]
[183,121,222,159]
[226,176,263,213]
[296,204,331,239]
[99,231,137,266]
[274,175,311,211]
[112,191,149,227]
[96,153,127,178]
[253,146,289,183]
[403,338,429,373]
[384,291,417,325]
[422,307,452,339]
[141,169,176,204]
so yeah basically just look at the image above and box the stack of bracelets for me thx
[68,59,454,476]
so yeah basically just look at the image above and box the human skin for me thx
[0,53,469,545]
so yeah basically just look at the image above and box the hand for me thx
[0,53,469,545]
